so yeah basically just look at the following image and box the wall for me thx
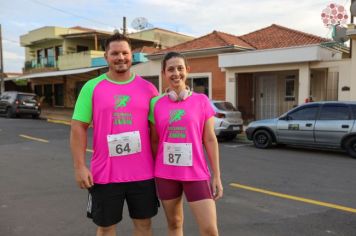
[186,56,225,100]
[58,50,105,70]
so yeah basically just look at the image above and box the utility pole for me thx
[350,0,356,58]
[123,16,127,36]
[0,24,4,94]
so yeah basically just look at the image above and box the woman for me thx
[149,51,223,236]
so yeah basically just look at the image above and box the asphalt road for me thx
[1,117,356,236]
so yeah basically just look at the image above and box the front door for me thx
[258,75,277,119]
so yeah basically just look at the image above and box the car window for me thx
[0,93,10,100]
[351,105,356,119]
[213,102,237,111]
[17,94,37,103]
[318,104,350,120]
[288,106,319,120]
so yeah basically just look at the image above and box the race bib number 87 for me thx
[107,131,141,157]
[163,142,192,166]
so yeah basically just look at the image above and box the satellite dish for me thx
[351,1,356,16]
[333,26,348,43]
[131,17,149,30]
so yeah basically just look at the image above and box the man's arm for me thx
[70,120,93,189]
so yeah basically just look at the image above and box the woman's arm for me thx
[203,117,223,200]
[150,122,159,159]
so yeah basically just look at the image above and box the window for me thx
[34,85,43,97]
[285,76,295,101]
[77,45,89,53]
[288,106,319,120]
[213,102,237,111]
[37,49,45,64]
[186,77,209,96]
[318,104,350,120]
[55,46,63,60]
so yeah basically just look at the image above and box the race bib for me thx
[107,131,141,157]
[163,142,192,166]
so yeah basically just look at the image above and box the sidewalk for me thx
[40,107,73,124]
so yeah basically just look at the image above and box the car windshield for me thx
[18,94,37,103]
[213,102,237,111]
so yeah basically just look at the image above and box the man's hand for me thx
[74,166,94,189]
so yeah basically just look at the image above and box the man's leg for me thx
[126,179,158,235]
[132,218,152,236]
[96,224,116,236]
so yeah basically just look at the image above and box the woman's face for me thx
[162,57,189,90]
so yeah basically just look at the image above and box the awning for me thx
[13,66,107,81]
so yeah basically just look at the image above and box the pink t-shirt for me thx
[149,92,215,181]
[73,73,158,183]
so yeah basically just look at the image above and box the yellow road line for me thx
[86,148,93,153]
[19,134,49,143]
[47,118,71,125]
[230,183,356,213]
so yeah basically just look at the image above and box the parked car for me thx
[0,91,41,119]
[245,101,356,158]
[211,100,243,140]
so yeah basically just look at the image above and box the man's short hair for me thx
[105,33,131,51]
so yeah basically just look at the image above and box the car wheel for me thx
[345,137,356,159]
[32,114,40,119]
[224,134,237,141]
[253,130,272,149]
[5,108,14,118]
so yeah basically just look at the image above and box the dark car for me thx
[0,91,41,118]
[245,101,356,159]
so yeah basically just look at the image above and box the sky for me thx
[0,0,353,73]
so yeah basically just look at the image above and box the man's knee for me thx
[97,224,116,235]
[133,218,152,231]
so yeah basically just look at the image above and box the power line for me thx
[29,0,118,29]
[3,38,20,44]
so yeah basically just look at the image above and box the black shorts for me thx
[87,178,159,227]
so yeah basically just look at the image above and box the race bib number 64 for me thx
[107,131,141,157]
[163,142,192,166]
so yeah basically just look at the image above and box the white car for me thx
[210,100,244,140]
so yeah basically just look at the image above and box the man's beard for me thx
[112,63,130,73]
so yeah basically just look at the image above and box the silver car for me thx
[245,101,356,158]
[211,100,243,140]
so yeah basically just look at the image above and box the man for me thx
[70,33,159,236]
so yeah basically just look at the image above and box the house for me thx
[133,24,348,121]
[17,26,194,108]
[219,24,350,120]
[132,30,254,98]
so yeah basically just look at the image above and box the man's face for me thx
[105,40,132,73]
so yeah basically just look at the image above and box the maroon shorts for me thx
[155,177,213,202]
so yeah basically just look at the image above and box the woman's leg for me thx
[189,199,218,236]
[161,196,184,236]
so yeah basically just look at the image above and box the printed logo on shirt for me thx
[114,95,130,108]
[113,95,132,125]
[169,109,185,124]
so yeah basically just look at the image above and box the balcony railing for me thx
[24,56,57,70]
